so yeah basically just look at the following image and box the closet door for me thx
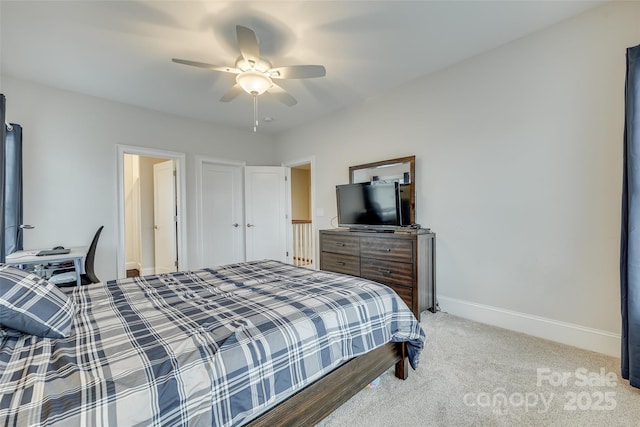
[244,166,289,263]
[200,162,245,267]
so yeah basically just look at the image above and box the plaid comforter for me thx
[0,260,424,426]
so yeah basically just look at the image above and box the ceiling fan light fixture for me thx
[236,71,272,95]
[173,25,325,132]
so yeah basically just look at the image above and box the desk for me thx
[5,247,86,286]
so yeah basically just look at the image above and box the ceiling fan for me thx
[172,25,326,131]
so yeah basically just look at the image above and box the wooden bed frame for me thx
[247,342,407,426]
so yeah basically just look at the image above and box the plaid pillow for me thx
[0,264,75,338]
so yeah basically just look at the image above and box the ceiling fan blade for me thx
[172,58,240,74]
[267,84,297,106]
[220,84,244,102]
[270,65,326,79]
[236,25,260,64]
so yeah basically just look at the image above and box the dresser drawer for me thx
[320,252,360,276]
[360,237,413,262]
[388,284,414,312]
[360,257,413,288]
[321,233,360,256]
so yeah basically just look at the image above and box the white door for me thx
[244,166,289,262]
[200,162,245,267]
[153,160,178,273]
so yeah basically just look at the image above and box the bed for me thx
[0,260,425,426]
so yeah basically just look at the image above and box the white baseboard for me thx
[125,261,141,271]
[141,267,155,276]
[437,296,621,358]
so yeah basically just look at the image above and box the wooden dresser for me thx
[319,228,436,318]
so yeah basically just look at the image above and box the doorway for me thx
[284,157,315,268]
[290,164,312,266]
[116,145,187,279]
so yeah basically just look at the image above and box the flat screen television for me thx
[336,182,408,230]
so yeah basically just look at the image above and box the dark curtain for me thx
[0,94,23,262]
[0,94,6,263]
[621,44,640,389]
[4,123,23,255]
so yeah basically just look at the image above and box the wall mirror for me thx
[349,155,416,225]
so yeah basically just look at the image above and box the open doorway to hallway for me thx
[123,154,178,277]
[290,162,314,267]
[116,145,187,279]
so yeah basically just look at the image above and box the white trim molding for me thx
[141,267,156,276]
[438,296,621,357]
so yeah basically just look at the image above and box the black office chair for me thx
[50,226,103,286]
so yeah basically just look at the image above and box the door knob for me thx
[247,223,255,228]
[232,223,239,228]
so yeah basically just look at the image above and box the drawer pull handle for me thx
[380,269,391,275]
[335,243,345,247]
[386,248,392,252]
[337,261,346,266]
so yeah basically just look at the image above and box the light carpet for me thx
[317,312,640,426]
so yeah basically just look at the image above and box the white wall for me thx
[274,2,640,356]
[1,75,275,281]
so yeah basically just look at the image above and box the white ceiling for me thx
[0,0,604,135]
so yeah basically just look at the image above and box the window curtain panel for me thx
[0,94,6,263]
[0,94,23,262]
[621,43,640,389]
[4,123,23,255]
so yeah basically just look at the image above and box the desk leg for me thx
[74,258,82,286]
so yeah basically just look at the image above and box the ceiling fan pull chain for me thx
[253,94,258,132]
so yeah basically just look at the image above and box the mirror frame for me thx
[349,155,416,225]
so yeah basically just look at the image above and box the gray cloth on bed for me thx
[0,260,424,426]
